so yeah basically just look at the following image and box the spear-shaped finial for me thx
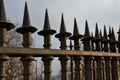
[100,29,102,38]
[103,25,108,40]
[55,13,71,38]
[95,23,100,39]
[93,23,102,51]
[16,2,37,34]
[38,9,56,36]
[102,25,109,52]
[43,9,50,30]
[0,0,14,31]
[38,9,56,49]
[55,13,71,49]
[0,0,6,22]
[85,20,90,37]
[22,2,31,26]
[73,18,79,35]
[59,13,67,34]
[108,26,112,40]
[109,27,117,52]
[16,2,37,47]
[69,18,83,50]
[81,20,93,51]
[111,27,116,42]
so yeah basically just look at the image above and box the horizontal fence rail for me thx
[0,0,120,80]
[0,47,120,57]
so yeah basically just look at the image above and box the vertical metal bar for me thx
[84,56,94,80]
[69,40,74,80]
[16,2,37,80]
[55,14,71,80]
[38,9,56,80]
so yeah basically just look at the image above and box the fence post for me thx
[0,0,15,80]
[16,2,37,80]
[55,14,71,80]
[84,56,94,80]
[69,18,83,80]
[104,57,112,80]
[111,57,120,80]
[95,57,104,80]
[69,41,74,80]
[38,9,56,80]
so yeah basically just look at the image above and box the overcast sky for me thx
[3,0,120,75]
[4,0,120,48]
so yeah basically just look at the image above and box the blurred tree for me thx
[6,22,23,80]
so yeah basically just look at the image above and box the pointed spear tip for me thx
[60,13,67,33]
[111,27,116,41]
[46,8,48,11]
[45,8,48,15]
[22,2,31,26]
[73,18,79,35]
[95,22,100,39]
[55,13,71,38]
[84,20,90,36]
[0,0,7,22]
[43,8,51,30]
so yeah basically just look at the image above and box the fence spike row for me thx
[102,25,109,52]
[38,9,56,36]
[69,18,83,50]
[93,23,102,51]
[16,2,37,34]
[81,20,93,51]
